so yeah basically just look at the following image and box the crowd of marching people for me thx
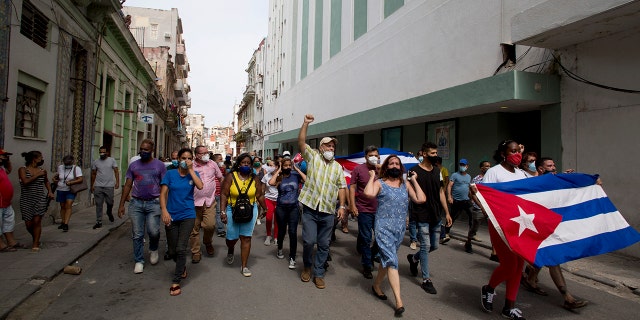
[2,114,602,319]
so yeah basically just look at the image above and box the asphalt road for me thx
[8,220,640,320]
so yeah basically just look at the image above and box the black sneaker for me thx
[217,231,226,237]
[363,266,373,279]
[107,212,114,222]
[93,222,102,229]
[62,224,69,232]
[501,307,525,320]
[58,224,64,229]
[465,242,473,254]
[407,254,419,277]
[481,285,496,312]
[421,279,437,294]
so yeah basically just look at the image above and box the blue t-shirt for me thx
[126,159,167,199]
[277,171,303,206]
[450,172,471,201]
[161,169,199,221]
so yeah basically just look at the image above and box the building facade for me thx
[235,38,266,157]
[261,0,640,257]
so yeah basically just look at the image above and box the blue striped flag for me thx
[335,148,419,185]
[475,173,640,267]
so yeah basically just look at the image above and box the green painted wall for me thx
[301,0,309,78]
[314,0,324,69]
[384,0,404,18]
[354,0,367,40]
[330,0,342,57]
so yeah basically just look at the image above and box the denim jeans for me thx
[215,195,225,234]
[94,186,114,223]
[276,204,300,260]
[357,212,375,268]
[416,220,441,279]
[301,205,334,278]
[408,220,417,243]
[128,198,161,263]
[168,218,195,284]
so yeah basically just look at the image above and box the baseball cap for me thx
[459,158,468,165]
[0,149,13,156]
[319,137,338,146]
[282,151,291,157]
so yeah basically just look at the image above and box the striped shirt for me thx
[298,144,346,214]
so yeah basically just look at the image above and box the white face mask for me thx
[200,154,210,162]
[367,156,379,165]
[322,150,334,161]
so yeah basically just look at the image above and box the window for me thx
[15,83,42,138]
[381,127,402,151]
[150,24,158,40]
[20,0,49,48]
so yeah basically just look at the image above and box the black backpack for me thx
[231,174,254,223]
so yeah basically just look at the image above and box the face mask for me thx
[506,153,522,167]
[37,160,44,166]
[282,168,292,175]
[218,161,225,168]
[387,167,402,178]
[64,165,73,169]
[253,162,261,168]
[459,166,467,172]
[200,154,210,162]
[180,161,188,169]
[322,151,334,161]
[527,162,536,172]
[140,151,152,161]
[239,165,251,174]
[426,155,438,165]
[418,156,424,163]
[100,153,107,160]
[367,156,379,166]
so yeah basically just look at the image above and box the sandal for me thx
[9,242,29,249]
[521,274,548,296]
[169,285,181,296]
[0,246,17,252]
[31,247,41,253]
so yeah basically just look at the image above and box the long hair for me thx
[379,154,405,182]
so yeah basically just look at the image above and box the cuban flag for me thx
[335,148,419,185]
[475,173,640,268]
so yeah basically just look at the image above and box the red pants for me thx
[488,223,524,301]
[265,199,278,237]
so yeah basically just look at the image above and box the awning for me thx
[104,130,124,138]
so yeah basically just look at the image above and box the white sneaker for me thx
[472,235,483,242]
[288,258,296,269]
[149,250,159,265]
[242,267,252,277]
[277,249,284,259]
[264,236,272,246]
[134,262,144,274]
[256,219,261,225]
[410,241,417,250]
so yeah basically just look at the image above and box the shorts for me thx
[225,204,257,240]
[56,190,76,203]
[0,206,15,233]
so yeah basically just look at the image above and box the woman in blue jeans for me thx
[160,148,203,296]
[269,157,306,269]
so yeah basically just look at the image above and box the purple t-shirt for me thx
[126,159,166,199]
[350,163,378,213]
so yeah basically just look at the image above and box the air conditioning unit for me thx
[164,32,171,39]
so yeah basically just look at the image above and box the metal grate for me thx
[20,0,49,48]
[15,84,41,138]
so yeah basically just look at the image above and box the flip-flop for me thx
[0,246,17,252]
[169,285,181,296]
[10,242,29,249]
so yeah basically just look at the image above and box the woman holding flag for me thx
[364,154,426,317]
[480,139,528,320]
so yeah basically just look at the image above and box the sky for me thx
[124,0,269,128]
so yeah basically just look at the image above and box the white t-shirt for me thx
[261,171,279,201]
[57,165,83,191]
[482,164,528,184]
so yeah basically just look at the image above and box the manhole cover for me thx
[41,241,68,249]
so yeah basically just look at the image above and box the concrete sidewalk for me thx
[447,221,640,297]
[0,195,127,319]
[1,202,639,318]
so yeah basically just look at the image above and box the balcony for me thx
[174,78,187,98]
[176,43,185,65]
[242,85,255,104]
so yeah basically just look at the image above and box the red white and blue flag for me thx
[476,173,640,267]
[335,148,419,185]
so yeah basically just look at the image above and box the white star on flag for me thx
[511,205,539,236]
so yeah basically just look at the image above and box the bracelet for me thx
[339,205,346,209]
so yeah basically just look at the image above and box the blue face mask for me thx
[528,162,536,172]
[239,165,251,174]
[171,160,179,167]
[418,156,424,163]
[180,161,188,169]
[140,151,152,161]
[459,166,467,172]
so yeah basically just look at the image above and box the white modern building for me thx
[262,0,640,257]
